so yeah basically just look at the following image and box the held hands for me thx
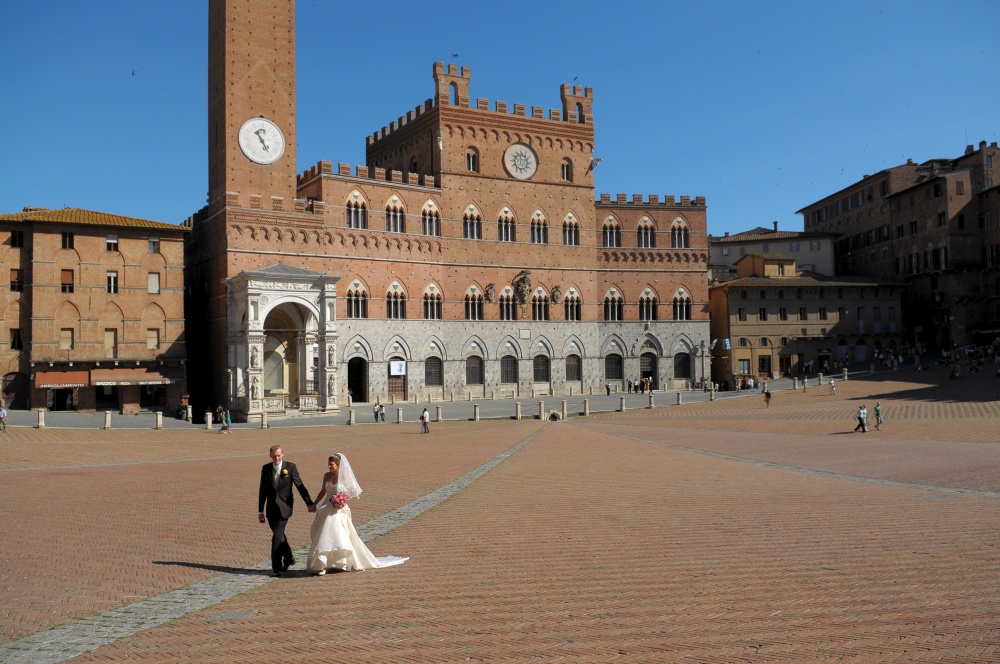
[308,504,317,513]
[258,513,266,524]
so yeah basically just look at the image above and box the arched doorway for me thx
[387,356,407,400]
[262,304,312,407]
[348,357,368,402]
[640,352,658,389]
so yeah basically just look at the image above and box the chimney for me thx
[773,221,778,231]
[965,145,974,155]
[724,231,729,237]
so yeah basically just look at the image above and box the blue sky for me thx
[2,1,998,236]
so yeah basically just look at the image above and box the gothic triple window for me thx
[637,218,656,248]
[386,204,406,233]
[499,294,516,321]
[346,200,367,229]
[564,294,582,321]
[603,293,624,321]
[421,205,440,236]
[464,293,484,320]
[673,290,692,320]
[563,220,580,246]
[498,213,516,242]
[670,220,690,249]
[530,212,548,244]
[423,293,442,319]
[639,295,658,321]
[346,289,368,318]
[531,294,549,321]
[386,291,406,319]
[602,218,621,248]
[463,209,482,239]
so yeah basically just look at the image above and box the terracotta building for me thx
[183,0,710,420]
[708,221,838,280]
[0,207,187,412]
[709,253,903,387]
[797,141,1000,349]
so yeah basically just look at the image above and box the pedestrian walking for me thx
[874,402,883,431]
[606,382,611,396]
[420,408,430,434]
[853,404,868,433]
[0,406,6,431]
[373,404,379,423]
[379,404,386,422]
[829,378,836,395]
[764,390,771,408]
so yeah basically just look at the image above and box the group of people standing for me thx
[853,402,884,433]
[371,404,386,423]
[257,445,407,577]
[626,377,653,394]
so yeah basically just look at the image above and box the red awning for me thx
[35,370,90,389]
[90,367,183,386]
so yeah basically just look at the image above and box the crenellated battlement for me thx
[296,160,438,190]
[366,61,594,149]
[596,193,707,207]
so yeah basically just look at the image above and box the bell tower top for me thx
[207,0,297,207]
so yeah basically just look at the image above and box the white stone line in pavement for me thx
[0,427,546,664]
[584,424,1000,499]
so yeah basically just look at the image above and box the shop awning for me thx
[35,370,90,389]
[91,367,184,386]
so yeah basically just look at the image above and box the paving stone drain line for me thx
[0,426,546,664]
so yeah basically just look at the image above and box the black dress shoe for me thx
[273,570,282,577]
[282,558,295,571]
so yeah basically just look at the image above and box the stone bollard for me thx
[104,411,113,430]
[492,390,496,400]
[468,391,473,401]
[36,408,45,429]
[818,372,824,384]
[262,412,269,428]
[843,368,848,381]
[870,363,875,375]
[205,412,213,430]
[435,406,442,422]
[396,408,403,423]
[569,386,574,396]
[710,388,716,402]
[538,401,545,420]
[515,402,522,420]
[473,404,480,421]
[793,378,799,389]
[391,394,396,405]
[583,399,590,416]
[155,412,163,430]
[619,396,625,412]
[561,400,568,419]
[450,392,455,402]
[346,410,354,426]
[648,394,654,409]
[186,405,192,422]
[676,393,683,405]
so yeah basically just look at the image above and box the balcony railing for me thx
[30,342,186,364]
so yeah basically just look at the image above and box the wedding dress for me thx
[306,457,407,573]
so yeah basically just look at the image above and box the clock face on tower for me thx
[503,142,538,180]
[238,117,285,165]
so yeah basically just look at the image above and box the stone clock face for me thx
[503,142,538,180]
[238,117,285,165]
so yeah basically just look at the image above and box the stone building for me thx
[708,221,838,280]
[709,253,903,387]
[183,0,710,420]
[797,141,1000,348]
[0,207,187,412]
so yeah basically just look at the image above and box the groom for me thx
[258,445,315,576]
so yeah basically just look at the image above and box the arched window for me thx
[564,293,582,321]
[424,357,443,386]
[421,207,440,236]
[602,218,621,248]
[409,158,418,174]
[673,291,692,320]
[671,220,690,248]
[464,293,484,320]
[605,353,623,380]
[500,356,518,384]
[532,294,549,321]
[385,205,405,233]
[346,201,367,229]
[639,295,658,321]
[449,82,459,105]
[760,338,770,347]
[498,212,516,242]
[637,218,656,248]
[465,356,484,385]
[566,354,582,381]
[346,288,368,318]
[423,293,442,320]
[673,353,691,379]
[466,148,479,173]
[530,212,548,244]
[575,102,585,123]
[562,220,580,246]
[604,293,623,321]
[463,209,482,239]
[499,294,516,321]
[386,291,406,319]
[533,356,551,383]
[560,158,573,182]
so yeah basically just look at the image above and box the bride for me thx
[306,453,408,575]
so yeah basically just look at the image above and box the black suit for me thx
[258,461,313,573]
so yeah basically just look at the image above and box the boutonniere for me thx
[281,468,289,476]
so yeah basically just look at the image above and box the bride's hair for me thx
[328,454,341,463]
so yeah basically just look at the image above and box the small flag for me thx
[710,339,718,350]
[723,339,731,350]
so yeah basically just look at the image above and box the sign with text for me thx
[389,361,406,376]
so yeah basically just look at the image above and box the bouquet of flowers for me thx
[331,492,349,509]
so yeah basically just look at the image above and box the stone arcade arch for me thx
[225,264,341,420]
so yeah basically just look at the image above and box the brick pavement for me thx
[1,367,999,662]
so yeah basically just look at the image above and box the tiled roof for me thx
[251,264,323,277]
[739,252,797,261]
[713,274,898,289]
[710,227,836,243]
[0,207,186,232]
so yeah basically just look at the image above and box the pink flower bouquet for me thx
[332,493,348,509]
